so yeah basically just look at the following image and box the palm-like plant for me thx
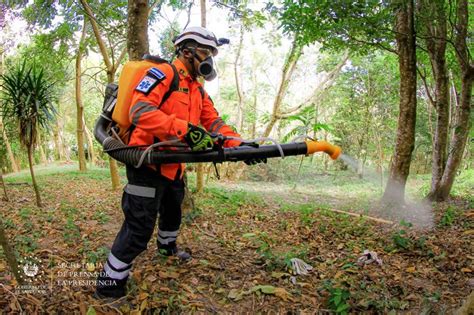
[0,61,57,207]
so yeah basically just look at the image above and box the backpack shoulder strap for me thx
[158,63,179,109]
[198,86,205,99]
[142,55,179,108]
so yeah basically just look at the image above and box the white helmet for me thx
[173,26,219,56]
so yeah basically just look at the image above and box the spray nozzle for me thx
[305,140,342,160]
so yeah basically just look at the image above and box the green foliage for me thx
[198,186,264,217]
[85,246,108,264]
[214,1,267,28]
[158,21,181,61]
[282,105,333,143]
[328,53,399,165]
[63,216,80,244]
[391,220,413,250]
[249,232,308,271]
[324,281,351,314]
[0,60,58,148]
[388,220,432,254]
[277,0,394,53]
[448,169,474,203]
[15,234,38,253]
[439,206,459,227]
[2,218,16,229]
[92,211,110,224]
[16,31,73,84]
[391,228,411,250]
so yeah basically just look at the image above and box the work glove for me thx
[184,124,214,151]
[239,142,267,165]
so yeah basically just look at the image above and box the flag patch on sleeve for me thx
[148,67,165,80]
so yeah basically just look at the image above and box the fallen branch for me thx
[192,223,217,238]
[320,208,394,225]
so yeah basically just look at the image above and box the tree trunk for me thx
[383,0,417,203]
[182,173,195,211]
[1,169,8,201]
[127,0,149,61]
[54,119,66,161]
[429,0,473,201]
[80,0,127,190]
[200,0,206,28]
[37,132,47,165]
[250,63,258,139]
[234,25,245,131]
[75,17,88,172]
[0,122,19,172]
[0,220,23,285]
[419,0,449,199]
[27,145,42,208]
[262,39,302,138]
[434,72,473,200]
[196,0,207,193]
[53,127,61,161]
[83,117,96,166]
[428,56,449,195]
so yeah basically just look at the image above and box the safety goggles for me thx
[195,47,214,59]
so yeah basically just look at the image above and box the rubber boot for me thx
[158,244,192,261]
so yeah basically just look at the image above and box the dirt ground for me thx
[0,167,472,313]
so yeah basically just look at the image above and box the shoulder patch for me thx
[148,67,166,80]
[135,67,167,94]
[136,75,159,94]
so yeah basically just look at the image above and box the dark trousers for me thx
[96,165,185,297]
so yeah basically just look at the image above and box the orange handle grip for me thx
[305,140,342,160]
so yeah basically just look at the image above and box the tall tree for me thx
[233,25,245,131]
[75,17,88,171]
[0,62,57,208]
[37,131,48,164]
[195,0,207,193]
[417,0,450,198]
[0,136,9,201]
[382,0,417,202]
[127,0,150,60]
[262,38,302,137]
[79,0,128,190]
[430,0,472,200]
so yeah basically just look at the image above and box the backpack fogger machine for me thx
[94,65,341,167]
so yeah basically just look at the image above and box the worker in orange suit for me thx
[95,26,265,301]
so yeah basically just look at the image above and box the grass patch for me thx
[3,162,126,183]
[197,186,265,216]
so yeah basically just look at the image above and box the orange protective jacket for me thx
[128,58,241,180]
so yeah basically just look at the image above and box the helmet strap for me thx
[189,54,198,79]
[180,45,204,79]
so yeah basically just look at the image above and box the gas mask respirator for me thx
[197,56,217,81]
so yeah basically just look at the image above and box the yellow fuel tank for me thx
[112,59,159,133]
